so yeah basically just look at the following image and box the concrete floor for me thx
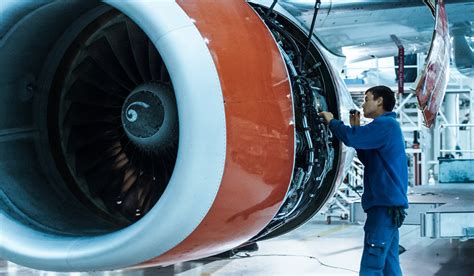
[1,213,473,276]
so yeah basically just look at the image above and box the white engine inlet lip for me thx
[0,0,226,272]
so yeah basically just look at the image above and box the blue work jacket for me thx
[329,112,408,211]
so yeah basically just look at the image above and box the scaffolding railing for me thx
[323,157,364,224]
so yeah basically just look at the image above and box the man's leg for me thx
[359,207,397,276]
[360,229,391,275]
[383,229,402,276]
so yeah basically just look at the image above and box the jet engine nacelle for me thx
[0,0,353,271]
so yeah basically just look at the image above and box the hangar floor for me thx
[2,212,473,276]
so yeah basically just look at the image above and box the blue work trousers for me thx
[360,206,402,276]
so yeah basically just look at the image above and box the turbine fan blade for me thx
[66,123,120,152]
[104,22,142,85]
[86,36,135,91]
[126,20,152,82]
[73,57,129,99]
[148,40,163,82]
[63,103,120,126]
[65,79,123,108]
[74,141,122,174]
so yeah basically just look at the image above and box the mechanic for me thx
[319,85,408,276]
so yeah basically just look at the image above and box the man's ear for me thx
[376,97,383,107]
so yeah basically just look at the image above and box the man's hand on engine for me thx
[318,111,334,124]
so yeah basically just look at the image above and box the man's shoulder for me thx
[375,113,399,125]
[371,114,402,136]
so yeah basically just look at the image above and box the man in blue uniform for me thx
[319,85,408,276]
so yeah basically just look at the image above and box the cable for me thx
[232,253,359,274]
[264,18,303,73]
[263,0,279,21]
[302,0,322,66]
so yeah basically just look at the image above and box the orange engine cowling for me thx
[0,0,344,271]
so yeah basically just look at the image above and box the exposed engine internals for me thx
[251,5,338,241]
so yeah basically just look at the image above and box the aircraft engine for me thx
[0,0,351,271]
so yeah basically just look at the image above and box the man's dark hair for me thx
[365,85,396,111]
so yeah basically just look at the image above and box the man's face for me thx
[362,91,381,119]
